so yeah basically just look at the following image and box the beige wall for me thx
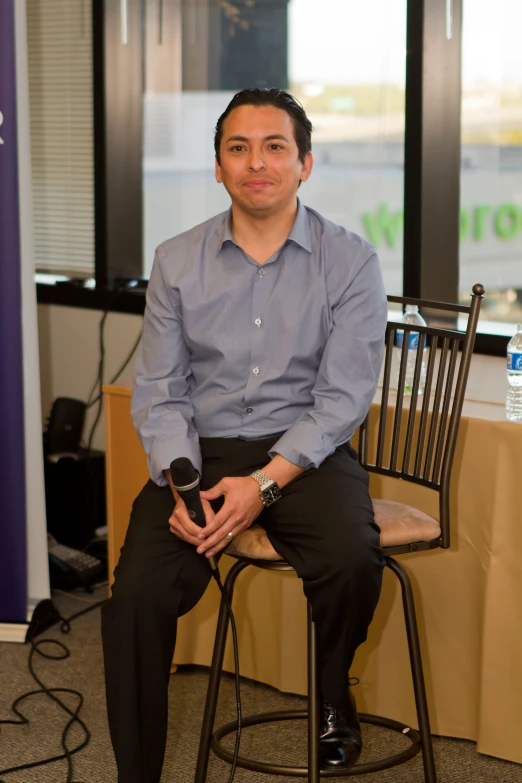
[37,302,508,455]
[38,304,143,451]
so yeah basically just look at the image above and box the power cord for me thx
[86,329,142,410]
[84,282,141,456]
[0,599,107,783]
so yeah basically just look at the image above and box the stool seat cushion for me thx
[372,499,441,547]
[225,499,441,561]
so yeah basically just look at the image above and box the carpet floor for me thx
[1,585,521,783]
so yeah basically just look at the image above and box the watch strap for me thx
[250,469,275,489]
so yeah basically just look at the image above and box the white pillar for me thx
[15,0,51,612]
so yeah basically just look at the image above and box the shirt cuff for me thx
[149,436,202,486]
[268,420,336,470]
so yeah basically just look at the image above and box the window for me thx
[460,0,522,337]
[143,0,407,294]
[34,0,510,355]
[27,0,95,278]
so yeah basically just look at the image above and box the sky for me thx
[288,0,522,87]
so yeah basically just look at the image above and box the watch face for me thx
[262,483,282,505]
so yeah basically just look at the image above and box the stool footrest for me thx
[211,710,422,777]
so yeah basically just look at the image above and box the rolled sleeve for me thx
[131,248,201,486]
[269,250,387,470]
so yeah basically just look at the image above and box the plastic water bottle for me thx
[396,305,427,395]
[506,324,522,422]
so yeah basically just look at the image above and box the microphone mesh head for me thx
[170,457,199,488]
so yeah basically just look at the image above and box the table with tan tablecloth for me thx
[103,385,522,764]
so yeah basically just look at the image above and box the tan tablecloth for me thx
[103,385,522,764]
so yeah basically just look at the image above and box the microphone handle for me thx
[178,485,206,527]
[177,485,217,572]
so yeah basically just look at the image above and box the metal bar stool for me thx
[194,286,484,783]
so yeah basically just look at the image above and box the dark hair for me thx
[214,88,313,164]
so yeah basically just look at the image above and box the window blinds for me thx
[26,0,95,277]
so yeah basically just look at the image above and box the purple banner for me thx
[0,0,28,622]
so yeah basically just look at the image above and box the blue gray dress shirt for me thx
[132,199,388,486]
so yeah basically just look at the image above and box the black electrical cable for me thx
[86,329,142,410]
[84,288,124,411]
[85,288,124,454]
[0,599,107,783]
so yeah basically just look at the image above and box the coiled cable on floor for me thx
[0,599,106,783]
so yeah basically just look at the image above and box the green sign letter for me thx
[460,208,470,241]
[494,204,522,240]
[362,204,403,249]
[474,205,491,241]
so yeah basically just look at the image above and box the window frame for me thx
[36,0,510,357]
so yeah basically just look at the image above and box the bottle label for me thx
[507,353,522,371]
[397,331,419,350]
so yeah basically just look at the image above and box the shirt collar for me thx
[217,198,312,254]
[219,210,236,248]
[287,198,312,253]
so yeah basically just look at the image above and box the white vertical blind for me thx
[26,0,95,277]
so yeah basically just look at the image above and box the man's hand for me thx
[168,495,216,545]
[197,477,264,559]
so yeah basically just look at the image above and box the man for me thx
[101,87,387,783]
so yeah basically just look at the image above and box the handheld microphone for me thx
[169,457,217,572]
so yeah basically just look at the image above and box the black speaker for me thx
[43,397,86,456]
[44,448,106,550]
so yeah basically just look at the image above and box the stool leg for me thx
[386,557,437,783]
[194,559,248,783]
[307,601,320,783]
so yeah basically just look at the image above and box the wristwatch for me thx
[250,469,282,507]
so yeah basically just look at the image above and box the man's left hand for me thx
[197,477,264,558]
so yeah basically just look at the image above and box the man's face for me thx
[215,104,313,215]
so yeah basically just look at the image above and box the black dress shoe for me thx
[319,688,362,770]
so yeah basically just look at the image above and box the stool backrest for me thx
[358,284,484,548]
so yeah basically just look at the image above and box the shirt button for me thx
[258,269,265,277]
[253,367,260,375]
[254,318,262,326]
[246,407,253,414]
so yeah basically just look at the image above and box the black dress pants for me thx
[101,435,385,783]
